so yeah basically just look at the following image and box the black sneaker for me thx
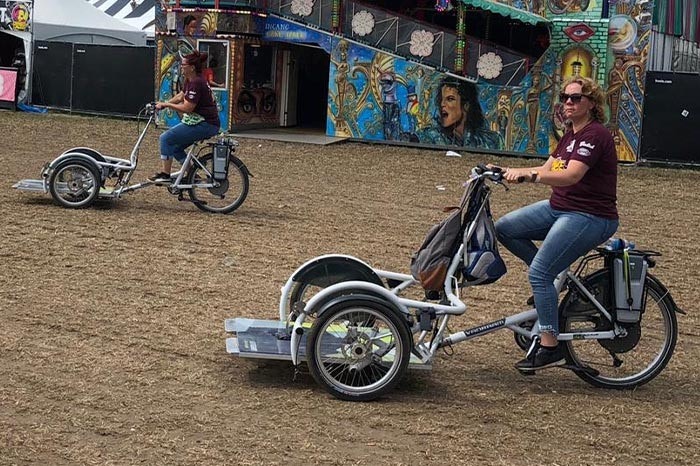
[515,345,566,372]
[148,172,172,182]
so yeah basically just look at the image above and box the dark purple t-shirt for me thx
[184,76,220,127]
[549,121,618,219]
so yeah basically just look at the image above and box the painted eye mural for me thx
[235,87,277,123]
[564,23,595,43]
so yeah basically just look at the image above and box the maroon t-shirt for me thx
[549,121,618,219]
[184,76,220,127]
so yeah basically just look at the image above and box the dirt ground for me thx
[1,110,699,466]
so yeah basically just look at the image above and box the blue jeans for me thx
[160,122,219,163]
[495,200,619,336]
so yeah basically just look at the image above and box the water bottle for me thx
[605,238,635,252]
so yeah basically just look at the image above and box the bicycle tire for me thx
[48,158,101,209]
[561,270,678,389]
[306,296,411,401]
[187,153,249,214]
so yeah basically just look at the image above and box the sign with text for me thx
[261,16,332,53]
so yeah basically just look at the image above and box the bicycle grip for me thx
[516,175,526,183]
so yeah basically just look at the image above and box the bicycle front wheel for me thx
[307,296,411,401]
[561,270,678,389]
[187,153,249,214]
[49,159,101,209]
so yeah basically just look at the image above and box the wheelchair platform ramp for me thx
[225,317,431,370]
[13,179,47,193]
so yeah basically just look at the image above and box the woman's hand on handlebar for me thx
[503,167,533,183]
[155,101,168,111]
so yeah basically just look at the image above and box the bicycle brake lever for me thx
[496,179,510,191]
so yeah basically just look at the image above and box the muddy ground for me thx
[1,110,699,465]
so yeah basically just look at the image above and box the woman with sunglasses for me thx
[494,76,619,372]
[149,51,220,182]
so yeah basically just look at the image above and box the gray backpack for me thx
[411,176,507,291]
[410,189,469,291]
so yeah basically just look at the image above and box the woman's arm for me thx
[504,159,589,186]
[156,93,195,114]
[167,91,184,104]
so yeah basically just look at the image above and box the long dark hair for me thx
[434,78,485,132]
[182,50,208,74]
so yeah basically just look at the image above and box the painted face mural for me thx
[11,4,29,31]
[236,87,277,123]
[548,0,590,15]
[184,16,198,36]
[439,85,463,129]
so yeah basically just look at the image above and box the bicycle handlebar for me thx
[473,164,529,183]
[472,164,505,182]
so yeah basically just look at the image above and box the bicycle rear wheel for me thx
[187,153,249,214]
[561,270,678,389]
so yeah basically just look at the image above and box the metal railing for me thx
[649,30,700,74]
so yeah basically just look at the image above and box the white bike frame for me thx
[38,108,221,198]
[282,170,627,367]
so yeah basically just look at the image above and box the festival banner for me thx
[0,67,18,108]
[0,1,32,32]
[261,16,333,53]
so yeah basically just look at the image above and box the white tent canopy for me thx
[33,0,147,46]
[86,0,155,39]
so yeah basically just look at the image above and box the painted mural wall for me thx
[328,39,504,151]
[325,0,653,161]
[155,8,278,131]
[154,1,653,162]
[327,0,652,161]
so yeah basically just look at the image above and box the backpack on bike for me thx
[410,205,464,291]
[411,175,506,291]
[461,185,506,286]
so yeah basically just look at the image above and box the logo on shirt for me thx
[577,147,591,157]
[552,159,567,171]
[186,90,197,99]
[580,140,596,149]
[566,140,576,152]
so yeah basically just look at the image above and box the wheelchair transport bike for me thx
[224,164,683,401]
[13,104,251,214]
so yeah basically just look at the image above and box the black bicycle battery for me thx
[212,142,230,181]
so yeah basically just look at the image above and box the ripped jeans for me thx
[495,200,619,337]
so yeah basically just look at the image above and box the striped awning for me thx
[458,0,550,26]
[86,0,156,37]
[653,0,700,43]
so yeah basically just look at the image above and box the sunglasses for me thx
[559,92,588,103]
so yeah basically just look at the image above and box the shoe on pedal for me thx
[515,345,565,372]
[148,172,172,183]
